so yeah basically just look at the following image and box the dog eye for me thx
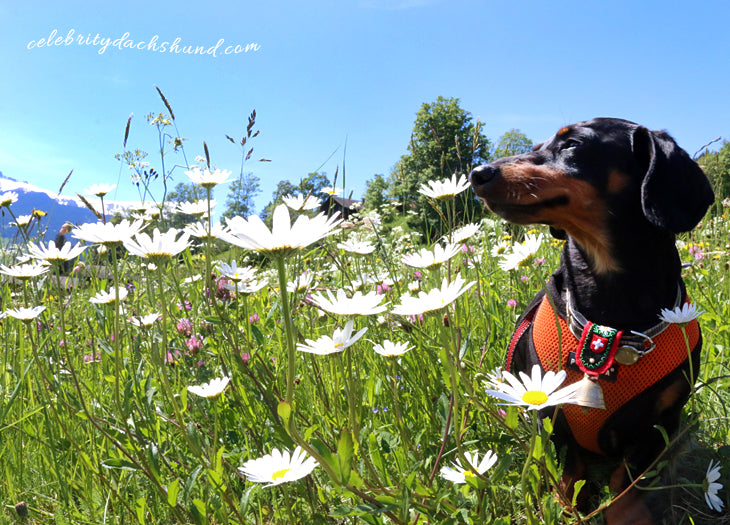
[561,139,581,150]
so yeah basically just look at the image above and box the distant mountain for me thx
[0,171,139,242]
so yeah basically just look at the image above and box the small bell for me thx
[572,374,606,410]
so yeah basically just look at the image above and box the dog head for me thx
[469,118,715,272]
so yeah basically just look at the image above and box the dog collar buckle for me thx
[614,331,656,365]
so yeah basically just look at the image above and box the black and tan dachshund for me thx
[470,118,715,524]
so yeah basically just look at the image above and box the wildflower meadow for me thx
[1,110,729,525]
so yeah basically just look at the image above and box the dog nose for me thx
[469,164,499,187]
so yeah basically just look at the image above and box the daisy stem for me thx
[520,415,539,525]
[274,256,297,404]
[155,264,184,422]
[680,325,696,414]
[100,195,107,224]
[242,295,251,349]
[389,360,412,455]
[52,263,66,371]
[212,400,219,461]
[443,325,462,448]
[204,187,213,313]
[111,245,123,413]
[447,197,456,240]
[346,346,360,440]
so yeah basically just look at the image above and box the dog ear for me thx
[633,126,715,233]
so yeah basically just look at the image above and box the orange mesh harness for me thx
[507,294,700,455]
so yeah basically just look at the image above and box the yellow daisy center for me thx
[334,342,344,348]
[522,390,548,405]
[272,468,291,481]
[463,471,476,479]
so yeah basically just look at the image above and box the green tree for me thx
[260,172,332,224]
[166,181,207,229]
[387,96,491,239]
[697,140,730,214]
[167,181,206,203]
[362,173,389,212]
[494,129,533,159]
[222,172,261,220]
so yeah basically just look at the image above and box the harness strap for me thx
[505,298,541,372]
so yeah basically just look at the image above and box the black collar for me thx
[564,285,683,365]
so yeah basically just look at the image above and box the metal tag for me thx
[614,346,641,366]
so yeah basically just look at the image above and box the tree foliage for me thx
[167,181,206,204]
[359,97,539,240]
[697,140,730,212]
[362,174,389,214]
[260,172,331,224]
[222,172,261,220]
[385,97,491,239]
[165,182,207,229]
[494,129,534,159]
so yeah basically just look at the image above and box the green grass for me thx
[0,198,728,525]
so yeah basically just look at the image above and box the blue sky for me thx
[2,0,729,216]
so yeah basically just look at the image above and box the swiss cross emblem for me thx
[576,321,623,376]
[590,336,608,353]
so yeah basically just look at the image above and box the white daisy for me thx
[287,272,315,293]
[283,194,321,211]
[184,221,230,240]
[321,186,343,197]
[27,241,86,263]
[177,200,214,217]
[185,167,233,189]
[391,277,475,316]
[183,274,202,284]
[0,191,18,207]
[224,280,268,295]
[337,239,376,255]
[484,367,506,389]
[440,450,498,484]
[309,289,388,316]
[73,219,145,246]
[127,313,161,327]
[499,234,543,271]
[372,340,413,357]
[659,302,705,326]
[11,214,32,227]
[89,287,129,304]
[490,240,511,257]
[5,306,46,321]
[402,243,461,268]
[704,459,724,512]
[219,204,341,257]
[0,262,50,280]
[239,446,318,487]
[187,376,231,398]
[123,228,191,264]
[485,364,581,410]
[216,261,257,283]
[418,173,470,201]
[348,274,376,292]
[84,183,117,197]
[297,320,368,355]
[444,223,481,244]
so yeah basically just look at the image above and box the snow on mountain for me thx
[0,171,142,241]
